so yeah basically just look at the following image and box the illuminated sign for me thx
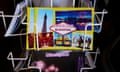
[45,51,71,57]
[50,22,76,35]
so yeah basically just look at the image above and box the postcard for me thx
[27,8,94,50]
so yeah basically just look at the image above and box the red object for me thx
[28,33,34,48]
[38,32,53,48]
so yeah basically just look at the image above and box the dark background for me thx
[0,0,119,72]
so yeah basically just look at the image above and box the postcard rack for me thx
[0,0,107,72]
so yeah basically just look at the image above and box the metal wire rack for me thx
[0,0,107,72]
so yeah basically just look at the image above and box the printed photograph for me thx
[36,9,54,48]
[30,51,85,72]
[54,32,72,46]
[38,32,53,48]
[27,8,35,48]
[27,8,94,50]
[28,33,35,48]
[72,31,92,49]
[56,10,92,30]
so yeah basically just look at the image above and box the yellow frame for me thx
[26,7,94,51]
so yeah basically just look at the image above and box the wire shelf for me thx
[0,0,108,72]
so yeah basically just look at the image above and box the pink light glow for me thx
[34,60,46,70]
[45,52,70,57]
[45,64,59,72]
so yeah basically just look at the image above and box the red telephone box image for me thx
[28,33,35,48]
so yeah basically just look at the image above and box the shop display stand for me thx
[0,0,107,72]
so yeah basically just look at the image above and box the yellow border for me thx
[26,7,94,51]
[26,8,29,50]
[37,46,82,51]
[90,8,94,50]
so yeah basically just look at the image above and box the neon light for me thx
[45,52,70,57]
